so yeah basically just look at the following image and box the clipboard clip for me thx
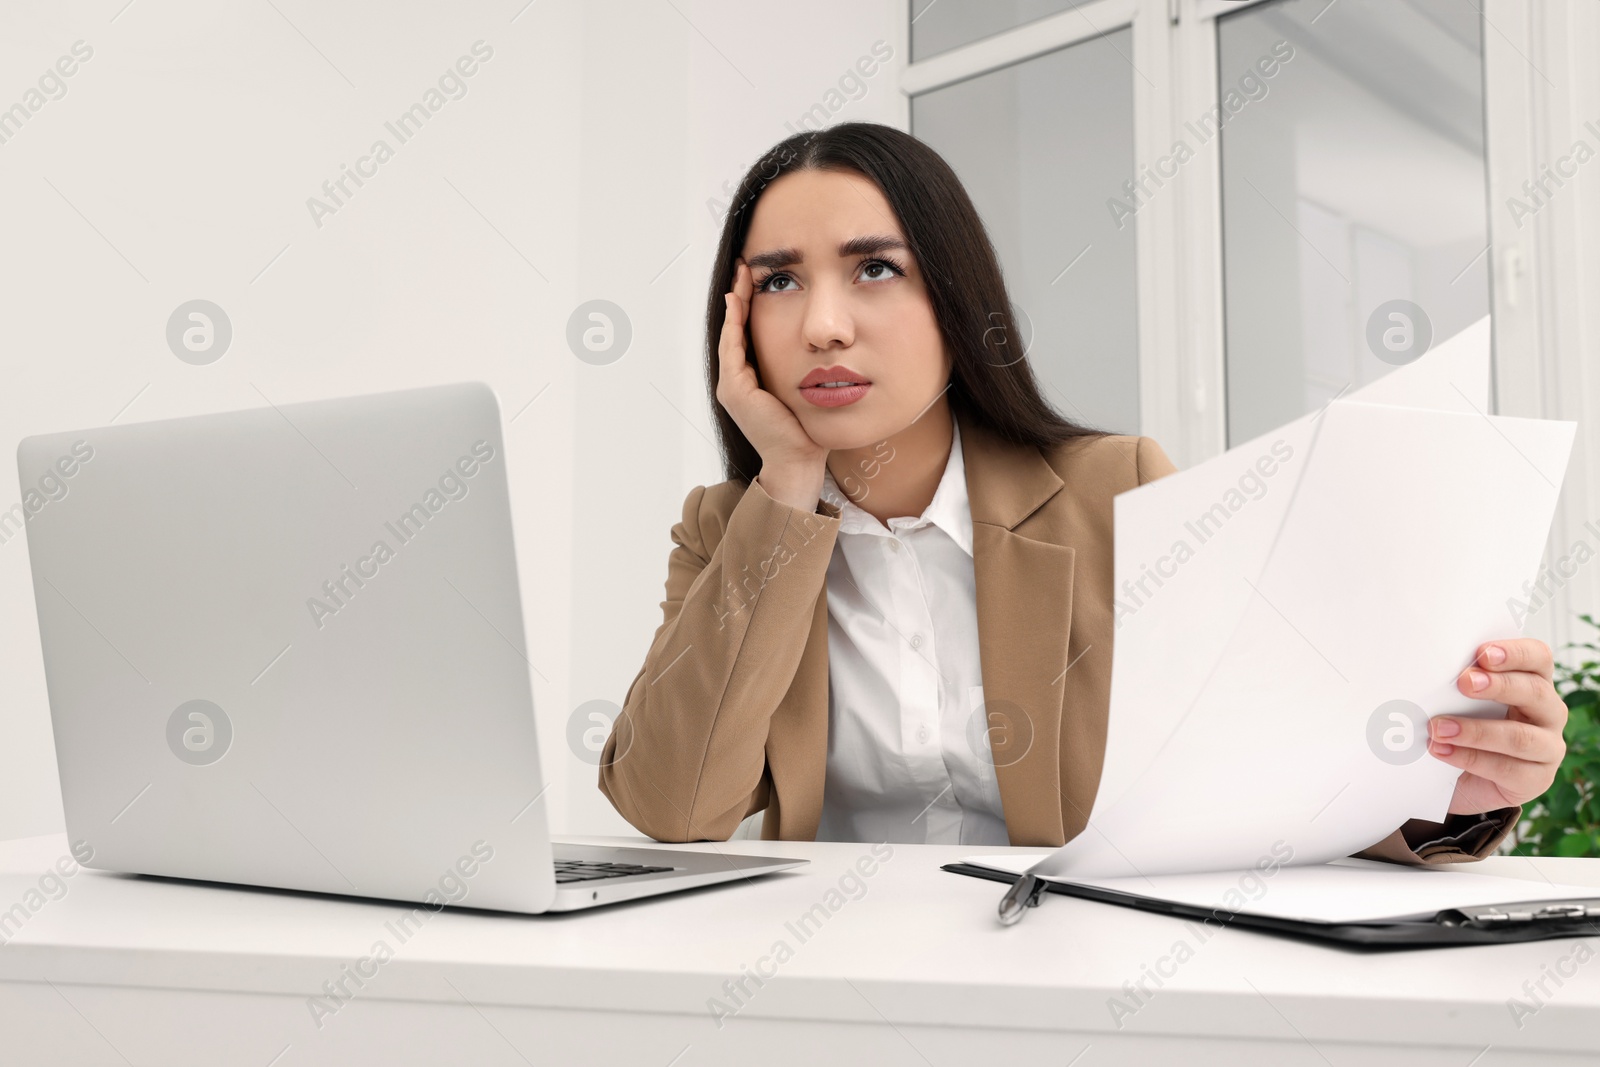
[1440,900,1600,929]
[998,872,1049,926]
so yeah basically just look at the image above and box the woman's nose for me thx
[800,282,854,350]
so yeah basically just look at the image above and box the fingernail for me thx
[1433,741,1454,756]
[1468,669,1489,691]
[1432,717,1460,738]
[1485,645,1506,665]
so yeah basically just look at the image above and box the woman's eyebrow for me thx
[744,234,908,272]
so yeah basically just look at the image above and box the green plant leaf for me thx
[1554,831,1593,857]
[1547,779,1581,821]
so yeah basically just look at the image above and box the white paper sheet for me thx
[964,854,1600,924]
[1027,316,1576,881]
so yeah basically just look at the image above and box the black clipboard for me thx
[943,861,1600,948]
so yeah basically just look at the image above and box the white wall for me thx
[0,0,904,841]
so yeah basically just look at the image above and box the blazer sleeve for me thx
[1135,435,1179,485]
[1348,806,1523,865]
[598,476,841,842]
[1132,435,1522,866]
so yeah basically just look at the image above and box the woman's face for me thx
[740,168,951,452]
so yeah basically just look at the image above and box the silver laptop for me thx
[16,381,804,913]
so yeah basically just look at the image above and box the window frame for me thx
[902,0,1599,654]
[902,0,1215,464]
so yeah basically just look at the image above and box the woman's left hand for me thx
[1430,638,1568,816]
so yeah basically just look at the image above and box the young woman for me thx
[600,122,1566,863]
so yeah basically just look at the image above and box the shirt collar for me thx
[820,409,974,558]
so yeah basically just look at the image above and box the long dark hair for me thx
[704,121,1107,485]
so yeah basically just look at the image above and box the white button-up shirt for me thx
[814,411,1009,846]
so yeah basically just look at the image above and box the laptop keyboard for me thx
[554,858,679,883]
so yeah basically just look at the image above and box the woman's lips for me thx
[800,383,870,408]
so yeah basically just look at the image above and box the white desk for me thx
[1,832,1598,1066]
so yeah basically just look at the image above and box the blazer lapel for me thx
[792,408,1078,846]
[957,408,1075,846]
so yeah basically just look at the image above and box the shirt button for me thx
[910,633,923,649]
[888,539,901,553]
[918,727,929,743]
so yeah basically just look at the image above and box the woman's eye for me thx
[860,258,905,282]
[753,258,904,293]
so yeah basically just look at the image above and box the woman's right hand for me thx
[717,259,829,509]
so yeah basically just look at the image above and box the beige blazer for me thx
[600,407,1520,867]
